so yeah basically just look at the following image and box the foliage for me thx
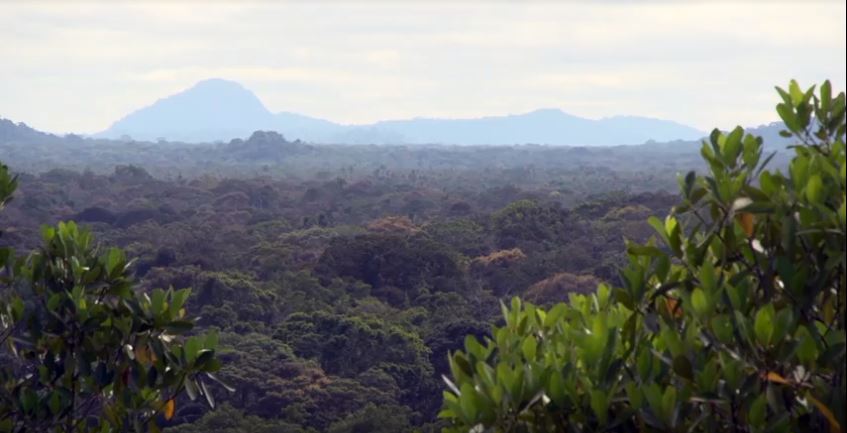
[326,403,414,433]
[0,165,224,432]
[274,311,433,393]
[163,404,314,433]
[315,233,464,305]
[440,80,846,432]
[0,85,795,432]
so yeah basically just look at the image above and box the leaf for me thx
[805,174,823,203]
[195,349,215,368]
[762,371,791,385]
[47,293,63,312]
[691,289,709,316]
[795,328,819,364]
[200,380,215,409]
[184,379,198,401]
[163,399,175,420]
[135,345,154,365]
[807,394,841,433]
[777,103,800,132]
[664,297,683,319]
[736,212,755,237]
[647,216,669,245]
[672,355,693,380]
[661,386,677,426]
[165,320,194,334]
[205,372,235,393]
[459,383,478,422]
[698,259,717,293]
[754,305,775,347]
[521,337,537,360]
[105,248,124,275]
[749,394,767,427]
[788,79,803,106]
[590,390,609,425]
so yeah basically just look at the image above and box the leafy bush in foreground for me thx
[441,82,845,432]
[0,163,226,433]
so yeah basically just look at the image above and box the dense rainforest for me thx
[0,81,841,433]
[0,151,680,431]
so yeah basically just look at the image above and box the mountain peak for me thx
[98,79,276,142]
[526,108,565,115]
[166,78,266,110]
[186,78,251,95]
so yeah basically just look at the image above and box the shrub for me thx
[440,81,845,432]
[0,164,226,433]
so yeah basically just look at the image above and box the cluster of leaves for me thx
[0,164,225,432]
[441,81,845,432]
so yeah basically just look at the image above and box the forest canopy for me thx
[0,80,843,433]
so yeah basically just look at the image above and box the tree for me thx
[440,80,845,432]
[0,163,227,432]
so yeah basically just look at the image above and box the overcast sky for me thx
[1,1,845,134]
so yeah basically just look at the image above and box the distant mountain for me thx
[97,79,338,143]
[0,117,63,144]
[369,109,703,146]
[96,78,705,146]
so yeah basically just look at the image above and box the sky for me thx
[0,1,845,135]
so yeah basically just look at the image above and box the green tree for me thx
[0,163,227,432]
[440,80,845,432]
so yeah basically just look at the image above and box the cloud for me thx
[0,1,844,133]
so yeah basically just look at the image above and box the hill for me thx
[96,79,704,145]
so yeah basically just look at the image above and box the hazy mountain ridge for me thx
[0,113,794,184]
[96,78,706,145]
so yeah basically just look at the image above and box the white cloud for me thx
[0,1,844,133]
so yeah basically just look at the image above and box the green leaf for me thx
[105,247,124,275]
[647,216,669,245]
[821,80,832,113]
[754,304,775,347]
[204,331,219,349]
[749,394,767,427]
[777,103,800,132]
[788,79,803,106]
[661,386,677,425]
[195,349,216,369]
[521,337,537,360]
[47,293,63,312]
[805,174,823,203]
[41,225,55,242]
[691,289,709,316]
[151,288,166,316]
[795,327,818,364]
[590,390,609,425]
[698,259,717,293]
[711,315,734,344]
[625,382,643,409]
[20,389,37,413]
[459,383,478,422]
[775,86,791,105]
[185,336,202,364]
[170,288,192,315]
[164,320,194,334]
[547,372,566,405]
